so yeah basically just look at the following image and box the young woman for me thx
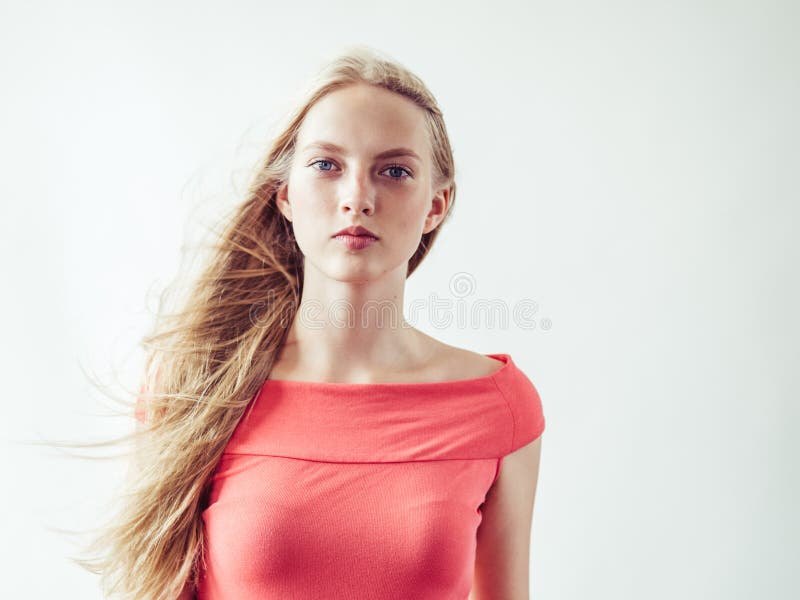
[80,46,546,600]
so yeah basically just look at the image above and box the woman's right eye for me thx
[310,159,336,172]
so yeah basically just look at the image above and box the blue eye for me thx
[310,159,335,172]
[383,164,413,180]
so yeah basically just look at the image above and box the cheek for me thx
[286,198,324,251]
[399,200,432,232]
[289,175,336,217]
[389,205,431,251]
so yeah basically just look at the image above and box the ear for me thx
[275,181,293,222]
[422,185,451,235]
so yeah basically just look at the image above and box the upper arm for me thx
[471,434,543,600]
[132,379,196,600]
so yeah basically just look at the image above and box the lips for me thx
[332,225,378,239]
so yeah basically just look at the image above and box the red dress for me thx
[138,352,546,599]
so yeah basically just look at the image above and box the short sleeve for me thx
[494,361,546,454]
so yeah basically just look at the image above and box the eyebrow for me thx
[301,141,422,163]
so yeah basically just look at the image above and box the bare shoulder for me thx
[446,347,507,380]
[417,335,505,382]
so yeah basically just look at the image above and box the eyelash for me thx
[308,159,413,181]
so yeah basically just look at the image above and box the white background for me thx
[1,0,797,598]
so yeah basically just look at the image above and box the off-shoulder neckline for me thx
[262,352,514,389]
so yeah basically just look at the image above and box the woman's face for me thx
[276,82,450,284]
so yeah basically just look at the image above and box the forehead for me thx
[296,83,429,159]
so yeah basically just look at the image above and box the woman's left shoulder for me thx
[434,344,507,381]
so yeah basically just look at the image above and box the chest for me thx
[197,453,497,599]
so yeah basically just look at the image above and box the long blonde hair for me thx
[70,44,457,599]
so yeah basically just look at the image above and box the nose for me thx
[339,168,375,216]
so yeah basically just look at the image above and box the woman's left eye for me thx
[309,159,412,180]
[383,164,413,180]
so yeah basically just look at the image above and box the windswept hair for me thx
[66,44,457,599]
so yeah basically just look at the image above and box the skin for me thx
[266,82,543,599]
[274,81,452,379]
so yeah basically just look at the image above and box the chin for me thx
[327,265,380,284]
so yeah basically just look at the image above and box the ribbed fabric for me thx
[137,353,546,599]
